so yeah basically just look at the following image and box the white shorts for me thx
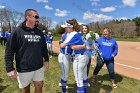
[17,67,44,88]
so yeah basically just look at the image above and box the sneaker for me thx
[66,86,68,89]
[59,83,69,89]
[88,83,90,87]
[59,83,62,86]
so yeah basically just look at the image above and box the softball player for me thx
[46,32,53,58]
[58,22,73,93]
[60,19,89,93]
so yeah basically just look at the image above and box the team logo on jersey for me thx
[102,42,113,46]
[24,35,41,42]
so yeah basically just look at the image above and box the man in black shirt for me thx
[5,9,49,93]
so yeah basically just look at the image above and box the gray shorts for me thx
[17,67,44,88]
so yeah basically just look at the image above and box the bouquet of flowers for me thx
[85,31,104,63]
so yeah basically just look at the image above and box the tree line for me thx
[88,19,140,38]
[0,7,140,38]
[55,18,140,38]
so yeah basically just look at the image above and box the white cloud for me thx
[122,0,137,7]
[37,0,48,3]
[83,11,113,22]
[90,0,100,6]
[77,21,85,25]
[119,17,128,20]
[114,5,124,8]
[100,6,116,12]
[92,2,100,6]
[0,5,5,9]
[44,5,53,10]
[50,21,58,29]
[55,9,68,17]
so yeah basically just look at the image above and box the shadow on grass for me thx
[62,73,123,93]
[67,83,77,93]
[0,78,9,93]
[88,73,123,93]
[52,52,59,57]
[58,74,123,93]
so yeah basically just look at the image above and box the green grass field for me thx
[0,45,140,93]
[53,35,62,41]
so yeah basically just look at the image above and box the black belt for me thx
[73,52,85,55]
[61,53,71,55]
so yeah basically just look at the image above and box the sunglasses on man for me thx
[29,15,40,19]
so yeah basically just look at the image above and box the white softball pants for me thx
[73,54,89,87]
[58,53,72,81]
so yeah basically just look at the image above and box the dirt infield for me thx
[52,41,140,80]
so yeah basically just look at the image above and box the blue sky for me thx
[0,0,140,26]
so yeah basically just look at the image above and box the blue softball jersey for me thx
[46,35,53,43]
[60,33,73,55]
[64,32,86,54]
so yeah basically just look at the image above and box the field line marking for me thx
[53,45,140,71]
[115,62,140,71]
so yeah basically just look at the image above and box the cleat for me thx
[66,86,68,89]
[59,83,62,86]
[59,83,68,89]
[88,83,90,87]
[49,56,52,58]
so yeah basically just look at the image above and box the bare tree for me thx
[119,21,136,38]
[2,8,12,31]
[39,16,52,31]
[11,9,24,28]
[0,8,8,31]
[0,7,24,31]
